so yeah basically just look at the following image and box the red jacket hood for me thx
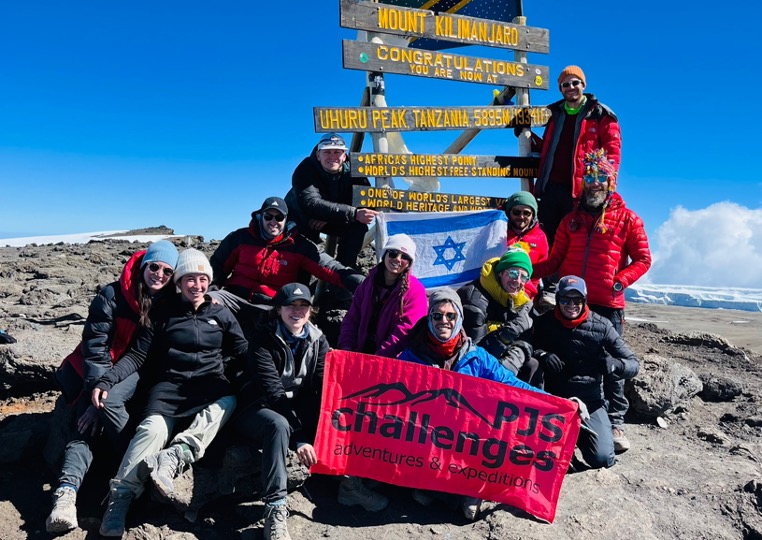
[119,250,146,315]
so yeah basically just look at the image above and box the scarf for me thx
[554,304,590,329]
[425,329,464,364]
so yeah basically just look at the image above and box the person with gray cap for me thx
[233,282,329,540]
[398,287,543,521]
[532,275,640,470]
[94,248,248,537]
[46,241,179,534]
[210,195,363,332]
[285,133,378,269]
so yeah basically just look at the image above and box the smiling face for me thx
[560,74,585,107]
[383,249,411,282]
[583,173,610,209]
[316,148,347,174]
[499,266,529,295]
[558,292,585,319]
[279,299,311,334]
[430,302,458,341]
[508,204,534,231]
[179,273,209,308]
[142,262,174,293]
[262,209,286,237]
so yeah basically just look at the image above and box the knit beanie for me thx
[173,248,213,283]
[427,288,464,341]
[584,148,618,189]
[382,233,417,263]
[495,246,533,275]
[558,65,585,87]
[142,240,179,269]
[503,191,538,215]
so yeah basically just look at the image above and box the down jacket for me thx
[530,93,621,200]
[532,193,651,309]
[238,318,328,445]
[285,145,370,242]
[210,215,360,304]
[95,296,248,419]
[338,265,428,358]
[533,310,639,408]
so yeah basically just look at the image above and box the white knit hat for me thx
[174,248,213,283]
[382,233,417,263]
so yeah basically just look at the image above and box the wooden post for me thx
[513,15,532,192]
[442,86,516,155]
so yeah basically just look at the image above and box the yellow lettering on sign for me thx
[377,7,425,33]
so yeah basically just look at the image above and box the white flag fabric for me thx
[375,209,508,291]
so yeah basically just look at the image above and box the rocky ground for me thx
[1,235,761,540]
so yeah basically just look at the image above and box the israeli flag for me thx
[376,209,508,291]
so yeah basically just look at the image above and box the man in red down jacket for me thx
[532,148,650,454]
[523,65,621,249]
[210,196,363,329]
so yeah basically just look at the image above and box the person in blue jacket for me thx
[398,287,543,521]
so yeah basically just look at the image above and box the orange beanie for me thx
[557,65,586,87]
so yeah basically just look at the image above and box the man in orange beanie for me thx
[518,65,621,251]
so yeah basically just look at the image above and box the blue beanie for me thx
[142,240,179,269]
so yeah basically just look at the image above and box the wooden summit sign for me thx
[352,185,506,213]
[314,105,550,133]
[340,0,549,54]
[350,153,539,178]
[343,40,549,89]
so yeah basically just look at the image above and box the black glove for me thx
[604,356,625,375]
[539,352,564,376]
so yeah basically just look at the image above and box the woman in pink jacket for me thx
[338,233,428,360]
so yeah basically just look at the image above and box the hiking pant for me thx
[589,304,628,427]
[577,404,616,469]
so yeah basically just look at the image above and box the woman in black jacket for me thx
[94,248,248,537]
[233,282,328,540]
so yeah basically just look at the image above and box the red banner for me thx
[312,350,581,523]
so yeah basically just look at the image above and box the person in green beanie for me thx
[503,191,548,300]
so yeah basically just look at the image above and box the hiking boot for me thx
[263,504,292,540]
[337,476,389,512]
[99,486,133,537]
[612,426,631,453]
[45,486,78,533]
[411,489,435,507]
[144,444,186,497]
[461,496,482,521]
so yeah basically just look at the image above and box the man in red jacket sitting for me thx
[532,149,651,453]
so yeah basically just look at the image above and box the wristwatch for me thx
[613,282,624,292]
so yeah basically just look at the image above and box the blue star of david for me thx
[432,236,467,271]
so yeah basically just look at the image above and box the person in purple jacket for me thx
[338,233,427,359]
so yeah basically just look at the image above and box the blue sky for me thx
[2,1,761,286]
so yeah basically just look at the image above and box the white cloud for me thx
[647,202,762,287]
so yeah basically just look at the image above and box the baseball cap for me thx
[260,196,288,215]
[317,133,347,151]
[557,275,588,297]
[273,282,313,306]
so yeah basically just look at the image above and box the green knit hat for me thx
[495,246,533,275]
[503,191,538,215]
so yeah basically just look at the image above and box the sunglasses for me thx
[431,312,457,322]
[263,213,285,222]
[561,79,583,89]
[583,174,610,185]
[510,208,533,218]
[506,268,530,284]
[386,249,412,262]
[147,263,174,277]
[558,296,585,306]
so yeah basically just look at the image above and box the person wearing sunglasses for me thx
[533,149,651,454]
[502,191,549,300]
[46,240,179,534]
[532,276,640,470]
[285,133,378,270]
[94,248,248,536]
[457,246,542,388]
[210,196,363,332]
[398,288,543,521]
[516,65,621,253]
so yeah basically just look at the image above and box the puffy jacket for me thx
[210,215,360,304]
[239,318,328,445]
[533,309,639,408]
[506,220,548,299]
[81,250,145,391]
[397,320,540,393]
[95,296,248,419]
[285,145,370,242]
[530,94,621,200]
[338,265,428,358]
[532,193,651,309]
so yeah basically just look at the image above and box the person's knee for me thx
[587,449,616,469]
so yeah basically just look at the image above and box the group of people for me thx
[45,63,651,539]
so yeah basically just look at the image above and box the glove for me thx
[539,352,564,376]
[569,397,590,423]
[604,356,625,375]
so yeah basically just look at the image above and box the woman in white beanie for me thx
[335,233,428,512]
[92,248,248,537]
